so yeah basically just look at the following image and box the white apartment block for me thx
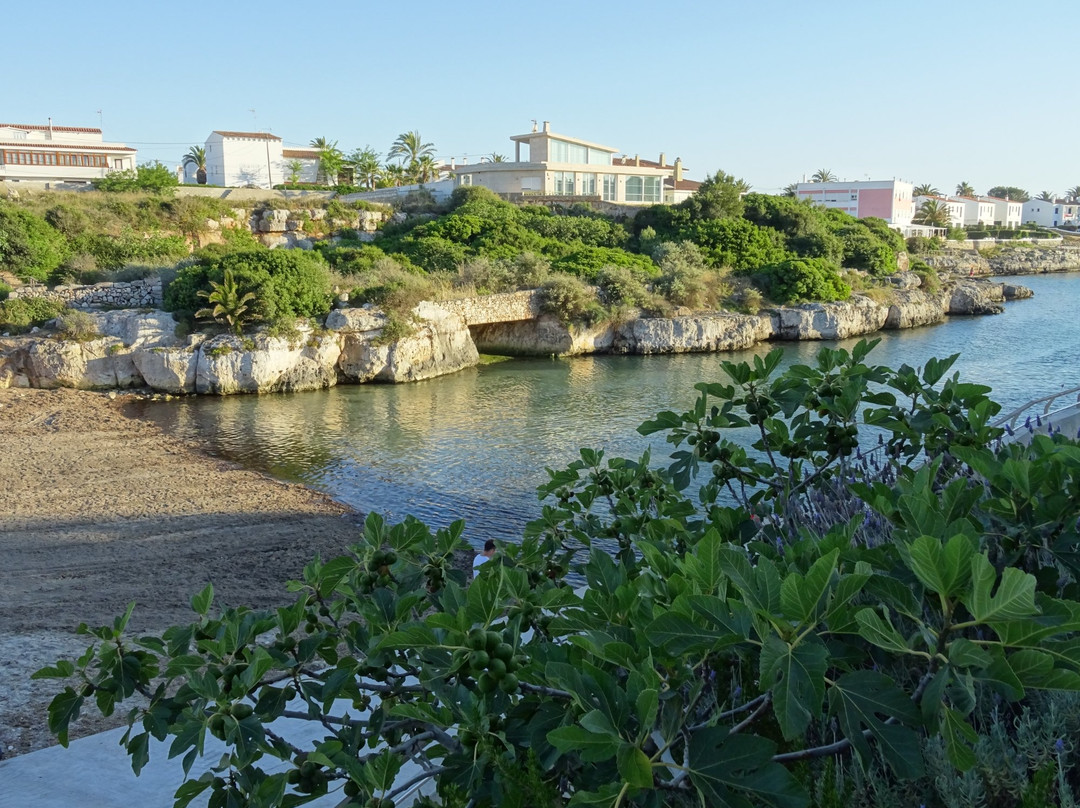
[1022,198,1080,228]
[950,196,996,227]
[914,195,965,228]
[188,131,319,189]
[0,122,136,183]
[982,196,1022,228]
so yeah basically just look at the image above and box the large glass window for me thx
[567,143,587,163]
[580,173,597,197]
[589,150,612,166]
[550,140,568,162]
[602,174,617,201]
[625,176,643,202]
[644,176,661,203]
[549,139,609,165]
[553,171,575,195]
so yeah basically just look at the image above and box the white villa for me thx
[914,195,966,228]
[795,180,915,229]
[185,131,319,188]
[444,121,692,206]
[0,122,136,184]
[950,196,996,227]
[982,196,1023,228]
[1022,198,1080,228]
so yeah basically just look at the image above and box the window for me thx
[644,176,661,203]
[625,176,643,202]
[553,171,574,195]
[602,174,617,201]
[580,173,596,196]
[589,150,612,166]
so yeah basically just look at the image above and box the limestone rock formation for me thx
[613,313,772,354]
[883,290,948,330]
[23,337,142,390]
[948,281,1006,315]
[195,331,342,395]
[470,315,614,357]
[771,296,888,340]
[336,302,479,383]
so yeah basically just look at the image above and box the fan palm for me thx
[310,138,342,185]
[182,146,208,185]
[381,163,408,188]
[913,183,940,197]
[913,199,952,228]
[195,269,257,335]
[811,169,837,183]
[482,153,507,163]
[348,147,382,191]
[414,154,440,183]
[389,130,435,166]
[1036,191,1055,202]
[956,181,976,197]
[1068,186,1080,202]
[782,182,798,198]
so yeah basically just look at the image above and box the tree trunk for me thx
[196,168,207,185]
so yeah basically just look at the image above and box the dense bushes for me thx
[759,256,851,303]
[0,202,69,282]
[0,298,67,333]
[165,249,332,328]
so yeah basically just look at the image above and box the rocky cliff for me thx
[919,245,1080,277]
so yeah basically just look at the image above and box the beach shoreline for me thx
[0,387,365,758]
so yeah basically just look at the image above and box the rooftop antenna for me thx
[96,109,102,130]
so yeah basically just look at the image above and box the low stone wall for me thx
[438,290,542,325]
[9,279,162,308]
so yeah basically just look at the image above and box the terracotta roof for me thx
[0,142,135,152]
[212,130,281,140]
[282,148,320,159]
[665,177,701,191]
[0,123,102,134]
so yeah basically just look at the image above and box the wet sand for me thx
[0,388,364,757]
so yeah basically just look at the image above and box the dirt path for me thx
[0,388,364,758]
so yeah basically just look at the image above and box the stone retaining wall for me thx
[9,279,162,308]
[437,290,542,325]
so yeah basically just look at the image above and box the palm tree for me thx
[811,169,837,183]
[913,183,940,197]
[182,145,208,185]
[1036,190,1055,202]
[734,178,753,194]
[1068,185,1080,202]
[348,147,382,191]
[310,137,342,185]
[782,182,799,198]
[482,153,507,163]
[913,199,951,228]
[414,154,440,183]
[380,163,408,188]
[196,269,256,336]
[956,181,976,197]
[285,159,303,185]
[388,130,435,166]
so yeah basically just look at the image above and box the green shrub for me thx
[456,257,516,295]
[538,274,603,324]
[681,218,788,272]
[44,204,91,238]
[911,261,942,294]
[0,297,66,333]
[351,264,444,315]
[906,235,942,253]
[650,241,731,310]
[0,282,10,302]
[595,265,651,307]
[759,257,851,304]
[398,236,468,273]
[94,161,178,194]
[373,312,417,345]
[55,308,100,341]
[550,245,655,281]
[947,226,967,241]
[506,252,550,288]
[165,249,332,326]
[0,202,70,282]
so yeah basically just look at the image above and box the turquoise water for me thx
[137,273,1080,544]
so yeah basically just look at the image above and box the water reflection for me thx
[137,273,1080,546]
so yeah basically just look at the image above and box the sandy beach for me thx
[0,388,365,758]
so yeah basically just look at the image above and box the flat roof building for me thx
[0,122,136,184]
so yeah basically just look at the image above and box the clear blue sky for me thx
[6,0,1075,196]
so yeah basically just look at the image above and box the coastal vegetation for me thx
[36,345,1080,807]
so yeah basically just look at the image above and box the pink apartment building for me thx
[795,180,915,229]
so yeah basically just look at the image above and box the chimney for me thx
[542,121,550,133]
[634,154,640,166]
[675,158,683,183]
[450,158,456,169]
[659,152,666,168]
[48,117,53,138]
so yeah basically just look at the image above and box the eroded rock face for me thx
[131,343,201,395]
[613,313,772,354]
[948,281,1006,315]
[470,315,614,357]
[85,310,182,348]
[195,331,342,395]
[336,303,479,383]
[1002,283,1034,300]
[883,290,948,330]
[23,338,142,390]
[771,296,889,340]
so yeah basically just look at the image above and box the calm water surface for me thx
[137,273,1080,545]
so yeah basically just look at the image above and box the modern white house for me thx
[0,122,136,184]
[1022,198,1080,228]
[186,131,320,188]
[982,196,1023,228]
[795,180,915,229]
[443,121,689,206]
